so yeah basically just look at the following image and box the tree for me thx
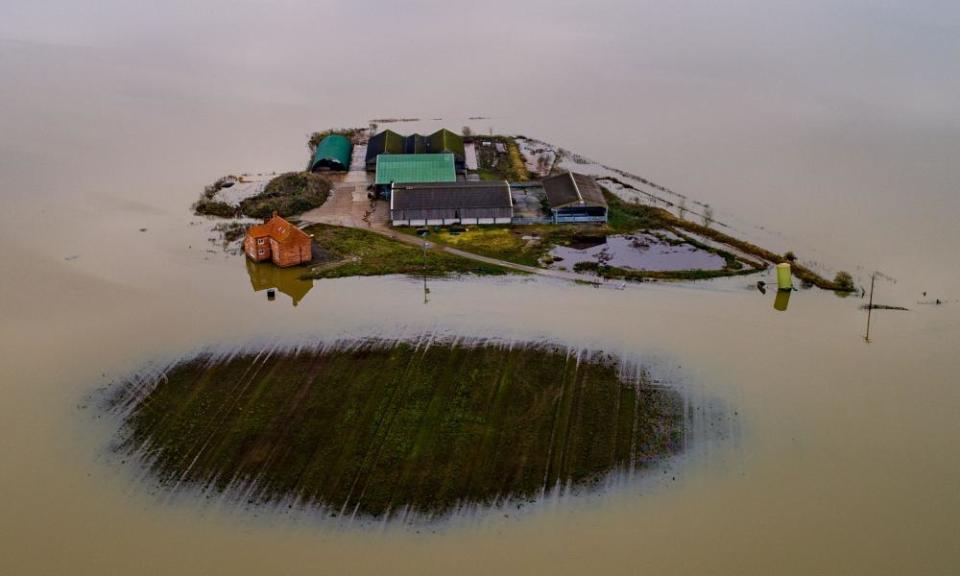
[462,126,473,137]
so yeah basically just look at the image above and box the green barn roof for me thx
[428,129,465,160]
[375,153,457,185]
[310,134,353,171]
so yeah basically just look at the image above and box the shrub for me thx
[193,198,238,218]
[307,128,363,152]
[834,271,856,292]
[239,172,331,219]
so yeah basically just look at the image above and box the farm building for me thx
[390,181,513,226]
[375,153,457,196]
[243,214,313,267]
[427,129,466,169]
[403,133,429,154]
[542,172,608,223]
[365,129,406,170]
[310,134,353,172]
[365,129,466,171]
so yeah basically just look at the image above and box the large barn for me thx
[390,181,513,226]
[375,154,457,196]
[310,134,353,172]
[542,172,609,223]
[365,129,466,171]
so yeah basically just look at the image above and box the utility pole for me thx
[865,272,876,342]
[422,240,431,305]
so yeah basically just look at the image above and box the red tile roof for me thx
[246,215,310,245]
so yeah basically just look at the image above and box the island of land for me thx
[196,127,857,292]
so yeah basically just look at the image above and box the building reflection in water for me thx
[245,258,314,306]
[773,289,791,312]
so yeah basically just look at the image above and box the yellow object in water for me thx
[774,290,791,312]
[776,262,793,291]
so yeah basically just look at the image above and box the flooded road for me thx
[3,1,960,574]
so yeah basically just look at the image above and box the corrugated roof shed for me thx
[375,154,457,185]
[391,181,512,211]
[310,134,353,171]
[542,172,608,209]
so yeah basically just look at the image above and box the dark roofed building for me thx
[390,181,513,226]
[542,172,608,223]
[404,133,429,154]
[365,129,405,169]
[365,128,466,171]
[427,129,465,168]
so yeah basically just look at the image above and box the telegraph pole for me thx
[865,272,876,342]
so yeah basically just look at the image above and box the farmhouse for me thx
[365,128,466,171]
[243,214,313,267]
[542,172,608,223]
[390,181,513,226]
[310,134,353,172]
[375,153,457,196]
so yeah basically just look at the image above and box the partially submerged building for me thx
[243,214,313,267]
[365,129,466,171]
[390,181,513,226]
[310,134,353,172]
[542,172,608,223]
[375,153,457,196]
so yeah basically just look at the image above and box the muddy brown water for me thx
[3,2,960,574]
[550,233,728,271]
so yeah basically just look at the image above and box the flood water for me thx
[550,233,727,271]
[2,1,960,574]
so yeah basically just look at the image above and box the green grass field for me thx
[302,224,510,279]
[110,341,685,519]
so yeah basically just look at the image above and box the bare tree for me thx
[462,126,473,137]
[678,198,687,220]
[702,204,714,228]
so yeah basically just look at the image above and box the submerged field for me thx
[107,340,686,519]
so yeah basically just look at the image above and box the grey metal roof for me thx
[391,181,512,211]
[542,172,607,210]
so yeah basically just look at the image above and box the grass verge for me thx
[302,224,510,279]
